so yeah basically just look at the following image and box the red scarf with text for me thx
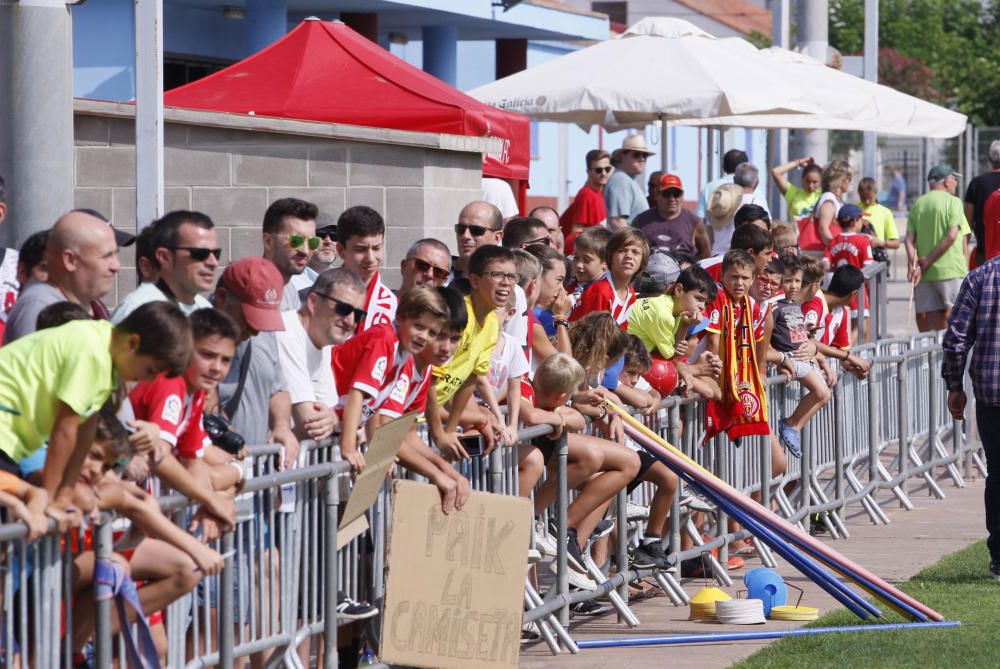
[705,293,770,443]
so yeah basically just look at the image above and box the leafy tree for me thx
[826,0,1000,125]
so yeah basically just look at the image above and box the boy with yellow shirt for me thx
[433,245,515,452]
[0,301,192,518]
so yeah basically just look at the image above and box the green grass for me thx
[731,541,998,669]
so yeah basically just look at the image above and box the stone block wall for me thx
[73,102,486,306]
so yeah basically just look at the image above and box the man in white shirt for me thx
[111,210,218,323]
[274,267,366,440]
[734,162,771,216]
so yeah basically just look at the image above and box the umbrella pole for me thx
[660,115,669,172]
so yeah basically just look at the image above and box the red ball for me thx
[643,355,678,396]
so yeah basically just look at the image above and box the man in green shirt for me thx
[905,165,972,332]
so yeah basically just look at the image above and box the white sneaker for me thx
[527,548,542,564]
[534,521,559,558]
[548,560,597,589]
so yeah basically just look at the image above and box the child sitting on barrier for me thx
[518,353,640,589]
[70,410,225,663]
[767,255,831,459]
[567,226,611,305]
[617,337,680,569]
[628,257,721,400]
[798,258,870,381]
[122,308,243,540]
[0,301,192,526]
[333,287,451,474]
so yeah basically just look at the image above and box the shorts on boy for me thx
[915,278,963,314]
[789,358,818,381]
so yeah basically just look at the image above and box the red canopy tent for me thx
[164,19,529,200]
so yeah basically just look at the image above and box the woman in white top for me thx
[815,160,853,245]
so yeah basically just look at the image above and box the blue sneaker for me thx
[779,419,802,458]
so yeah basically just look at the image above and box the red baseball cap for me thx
[220,258,285,332]
[659,174,684,192]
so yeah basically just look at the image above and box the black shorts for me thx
[531,435,561,465]
[626,451,659,494]
[0,450,21,477]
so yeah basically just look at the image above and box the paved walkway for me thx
[520,469,986,669]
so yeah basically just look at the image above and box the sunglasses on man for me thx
[170,246,222,262]
[286,234,322,251]
[314,292,367,322]
[661,188,684,199]
[454,223,499,237]
[408,257,450,282]
[590,166,613,174]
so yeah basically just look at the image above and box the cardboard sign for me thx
[337,412,417,549]
[381,480,530,669]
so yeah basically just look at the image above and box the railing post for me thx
[324,468,341,669]
[868,362,879,492]
[94,517,113,669]
[927,348,939,477]
[555,431,570,628]
[897,359,910,504]
[717,436,729,568]
[218,531,235,669]
[833,379,846,517]
[667,403,682,559]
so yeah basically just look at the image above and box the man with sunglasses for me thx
[275,267,365,441]
[289,214,340,294]
[399,239,451,293]
[606,136,655,230]
[559,149,611,255]
[450,200,503,293]
[335,205,396,333]
[261,197,320,311]
[111,210,220,324]
[634,174,711,260]
[5,209,122,342]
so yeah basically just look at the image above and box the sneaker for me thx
[680,558,707,579]
[336,591,378,621]
[632,544,657,569]
[683,487,717,512]
[527,548,542,564]
[548,560,597,589]
[589,518,615,541]
[564,528,588,573]
[521,622,541,644]
[535,520,559,558]
[990,560,1000,580]
[626,502,650,520]
[779,418,802,458]
[809,512,829,536]
[570,598,610,616]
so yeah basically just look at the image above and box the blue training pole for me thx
[576,621,961,649]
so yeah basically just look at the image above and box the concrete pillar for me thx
[862,0,879,182]
[769,0,790,218]
[422,25,457,86]
[796,0,829,164]
[341,12,377,43]
[495,38,527,79]
[0,0,75,247]
[246,0,287,54]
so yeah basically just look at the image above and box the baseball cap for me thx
[639,250,681,293]
[837,204,863,223]
[659,174,684,192]
[220,257,285,332]
[316,211,337,238]
[72,208,136,246]
[927,164,961,182]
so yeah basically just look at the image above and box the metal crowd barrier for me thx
[0,329,985,664]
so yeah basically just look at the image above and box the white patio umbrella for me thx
[673,47,966,138]
[468,18,835,128]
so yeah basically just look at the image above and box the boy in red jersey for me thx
[570,227,649,327]
[331,287,449,474]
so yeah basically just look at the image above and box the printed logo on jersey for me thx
[389,376,410,405]
[372,356,388,383]
[162,395,183,425]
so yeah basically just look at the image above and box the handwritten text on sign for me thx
[381,480,530,669]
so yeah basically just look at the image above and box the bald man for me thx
[4,211,120,343]
[450,200,502,292]
[528,205,564,253]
